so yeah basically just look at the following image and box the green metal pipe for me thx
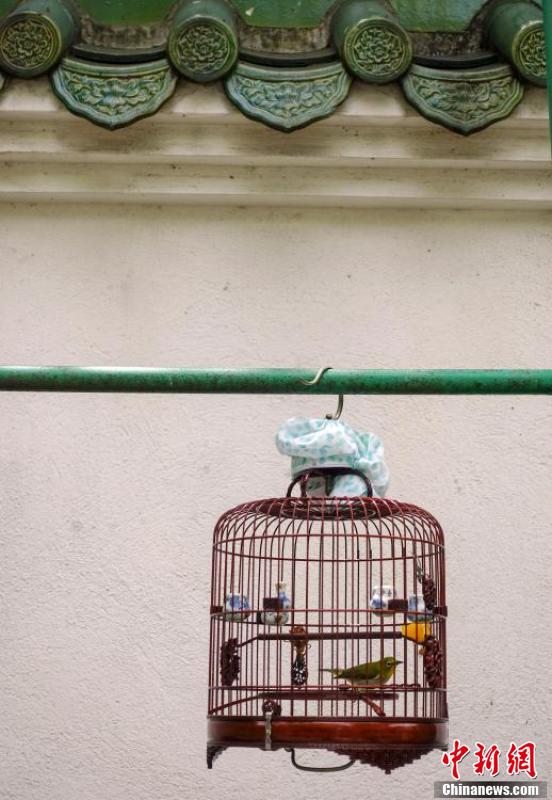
[0,367,551,394]
[544,0,552,147]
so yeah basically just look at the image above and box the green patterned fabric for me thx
[276,417,389,497]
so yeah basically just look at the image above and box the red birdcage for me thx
[207,467,448,773]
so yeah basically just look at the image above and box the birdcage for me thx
[207,467,448,773]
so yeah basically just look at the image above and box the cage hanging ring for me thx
[286,467,373,498]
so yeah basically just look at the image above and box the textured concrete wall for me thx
[1,202,551,800]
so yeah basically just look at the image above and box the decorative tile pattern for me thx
[168,20,237,81]
[516,24,546,86]
[0,0,544,132]
[401,63,524,135]
[0,1,76,77]
[348,22,411,82]
[225,61,352,132]
[51,57,177,129]
[0,16,58,73]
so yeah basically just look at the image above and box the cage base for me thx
[207,717,448,771]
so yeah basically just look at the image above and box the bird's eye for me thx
[386,660,392,668]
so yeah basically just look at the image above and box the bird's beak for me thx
[396,660,403,665]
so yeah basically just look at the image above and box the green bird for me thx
[322,656,401,687]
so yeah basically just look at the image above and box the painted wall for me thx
[1,82,551,800]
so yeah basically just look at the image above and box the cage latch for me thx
[264,710,273,751]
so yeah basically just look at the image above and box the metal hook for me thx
[300,366,333,386]
[300,367,344,421]
[328,394,344,421]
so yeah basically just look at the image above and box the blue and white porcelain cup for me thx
[225,593,251,622]
[407,593,430,621]
[262,582,291,626]
[370,585,395,615]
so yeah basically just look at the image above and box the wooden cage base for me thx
[207,718,448,772]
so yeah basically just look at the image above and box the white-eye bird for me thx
[322,656,401,686]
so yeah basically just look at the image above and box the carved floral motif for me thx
[402,64,524,135]
[0,16,57,73]
[517,26,546,85]
[51,58,177,129]
[0,0,541,134]
[173,22,233,79]
[225,61,352,132]
[348,23,411,82]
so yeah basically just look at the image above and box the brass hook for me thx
[328,394,344,421]
[300,367,344,421]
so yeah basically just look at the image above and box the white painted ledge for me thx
[0,77,550,208]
